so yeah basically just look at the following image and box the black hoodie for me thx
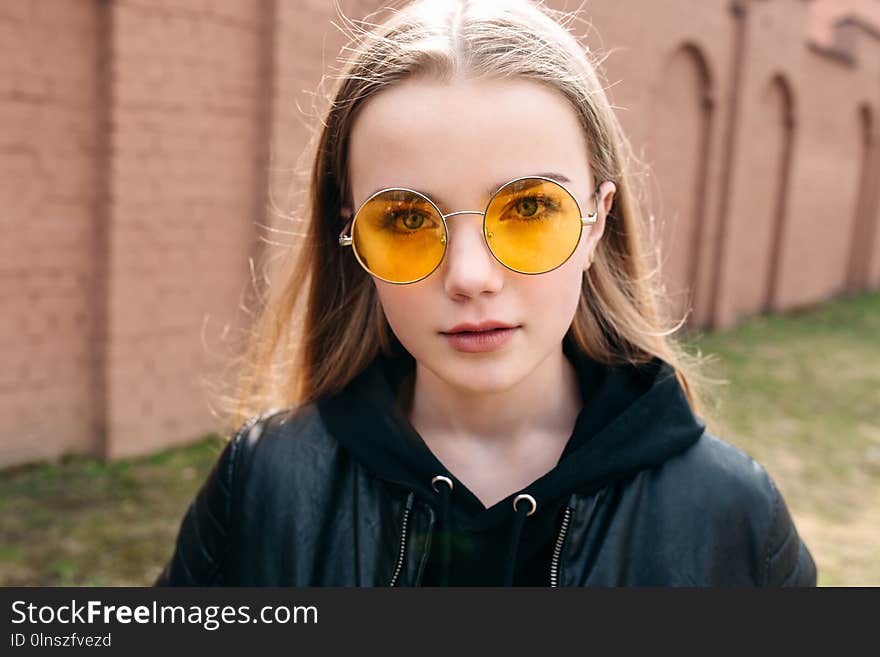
[316,334,707,586]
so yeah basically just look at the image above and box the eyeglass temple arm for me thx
[582,187,604,226]
[339,212,353,246]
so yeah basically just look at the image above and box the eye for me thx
[501,194,561,221]
[401,210,426,229]
[515,197,539,217]
[384,208,437,233]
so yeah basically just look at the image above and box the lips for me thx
[441,324,519,353]
[442,320,519,334]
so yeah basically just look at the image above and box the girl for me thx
[155,0,816,586]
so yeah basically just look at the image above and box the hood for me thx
[316,334,707,585]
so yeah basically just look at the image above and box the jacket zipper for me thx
[389,492,414,587]
[549,504,573,587]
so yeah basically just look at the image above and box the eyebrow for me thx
[364,171,573,209]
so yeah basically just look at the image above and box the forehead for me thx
[347,76,592,208]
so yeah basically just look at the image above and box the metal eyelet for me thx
[431,475,453,493]
[513,493,537,516]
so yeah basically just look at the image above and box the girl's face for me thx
[346,76,613,394]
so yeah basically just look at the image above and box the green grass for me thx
[0,434,227,586]
[1,290,878,586]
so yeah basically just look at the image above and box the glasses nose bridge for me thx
[439,209,489,249]
[442,209,486,220]
[438,208,498,275]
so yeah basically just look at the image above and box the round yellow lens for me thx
[484,178,582,273]
[351,190,446,283]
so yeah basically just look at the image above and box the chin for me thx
[422,354,525,393]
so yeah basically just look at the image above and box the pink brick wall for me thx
[0,1,101,464]
[721,0,880,324]
[1,0,877,466]
[570,0,739,331]
[104,0,270,458]
[808,0,880,46]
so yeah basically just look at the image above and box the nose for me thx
[439,211,505,298]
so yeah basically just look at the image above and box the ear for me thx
[583,180,616,273]
[599,180,616,217]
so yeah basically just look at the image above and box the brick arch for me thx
[648,42,715,329]
[763,73,797,312]
[846,104,880,291]
[676,42,715,103]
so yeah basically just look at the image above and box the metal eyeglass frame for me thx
[338,174,604,285]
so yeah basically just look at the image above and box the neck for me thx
[407,345,583,449]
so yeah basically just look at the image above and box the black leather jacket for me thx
[154,402,817,587]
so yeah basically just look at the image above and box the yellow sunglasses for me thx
[338,175,603,285]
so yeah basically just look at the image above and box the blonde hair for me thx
[216,0,721,431]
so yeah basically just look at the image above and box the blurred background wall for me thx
[1,0,878,468]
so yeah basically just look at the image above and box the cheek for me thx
[526,261,584,325]
[523,284,580,335]
[374,283,433,341]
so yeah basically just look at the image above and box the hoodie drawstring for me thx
[503,493,537,586]
[431,475,536,587]
[431,475,454,586]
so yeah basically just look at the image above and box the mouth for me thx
[440,325,520,353]
[441,322,521,335]
[442,327,516,335]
